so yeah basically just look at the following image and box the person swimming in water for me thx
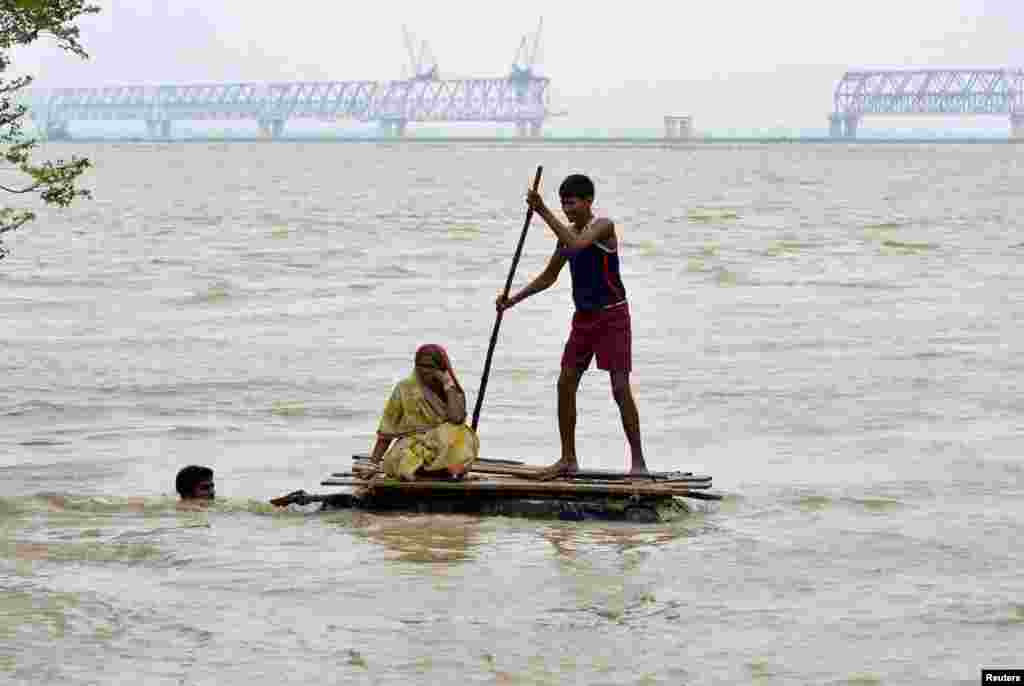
[175,465,215,500]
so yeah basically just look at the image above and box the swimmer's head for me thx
[176,465,215,500]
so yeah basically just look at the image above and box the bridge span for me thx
[27,75,554,140]
[830,69,1024,138]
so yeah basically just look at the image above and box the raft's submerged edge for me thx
[308,490,696,522]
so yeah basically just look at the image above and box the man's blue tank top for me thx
[561,220,627,312]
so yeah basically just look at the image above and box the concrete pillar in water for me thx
[46,121,69,140]
[664,117,679,139]
[529,120,542,137]
[1011,114,1024,140]
[829,114,843,139]
[843,115,860,139]
[663,116,692,140]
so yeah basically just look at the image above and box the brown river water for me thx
[1,141,1022,684]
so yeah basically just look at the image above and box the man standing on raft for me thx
[496,173,647,477]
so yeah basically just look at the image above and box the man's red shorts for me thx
[561,301,632,372]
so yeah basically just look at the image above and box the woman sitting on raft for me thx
[369,344,480,480]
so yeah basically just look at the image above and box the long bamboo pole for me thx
[471,165,543,432]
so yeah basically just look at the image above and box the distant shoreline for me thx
[38,136,1024,145]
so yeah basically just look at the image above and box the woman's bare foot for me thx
[535,458,579,481]
[446,463,468,479]
[416,469,465,481]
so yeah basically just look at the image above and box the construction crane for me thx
[402,25,439,81]
[510,17,543,82]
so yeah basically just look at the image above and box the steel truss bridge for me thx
[27,76,553,139]
[830,69,1024,138]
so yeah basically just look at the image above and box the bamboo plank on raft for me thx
[344,464,712,491]
[319,476,719,499]
[348,459,713,483]
[352,453,525,466]
[321,478,723,502]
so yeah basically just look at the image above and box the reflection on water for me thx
[533,520,714,628]
[0,495,183,574]
[338,499,708,565]
[348,513,483,563]
[0,494,289,574]
[0,590,79,641]
[539,519,696,560]
[2,538,165,567]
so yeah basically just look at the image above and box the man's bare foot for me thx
[629,462,649,476]
[534,458,579,481]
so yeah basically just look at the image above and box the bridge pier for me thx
[664,115,692,140]
[378,119,406,137]
[829,114,843,139]
[1012,114,1024,140]
[829,113,860,138]
[45,121,70,140]
[843,115,859,138]
[257,119,285,139]
[146,120,171,139]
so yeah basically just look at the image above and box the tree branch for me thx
[0,182,43,194]
[0,211,33,235]
[1,0,99,260]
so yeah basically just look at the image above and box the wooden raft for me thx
[326,463,720,502]
[322,476,721,501]
[348,455,714,485]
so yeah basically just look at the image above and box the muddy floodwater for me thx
[2,141,1022,684]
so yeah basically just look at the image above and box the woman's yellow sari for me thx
[376,373,480,480]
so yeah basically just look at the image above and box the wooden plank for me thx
[554,467,707,481]
[352,453,525,466]
[344,464,711,489]
[467,464,712,483]
[319,476,719,499]
[348,459,713,484]
[322,478,723,501]
[354,453,707,479]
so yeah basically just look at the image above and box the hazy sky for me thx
[11,0,1024,133]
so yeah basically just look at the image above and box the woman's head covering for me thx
[414,344,463,393]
